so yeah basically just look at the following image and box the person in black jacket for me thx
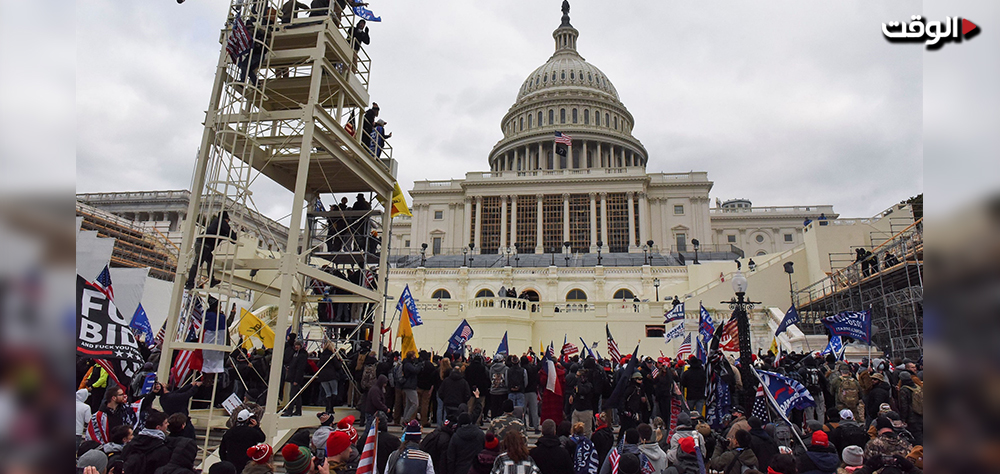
[282,340,309,416]
[591,412,615,471]
[149,380,202,439]
[679,357,707,414]
[186,211,237,289]
[354,413,400,474]
[420,417,457,474]
[746,416,777,470]
[154,437,198,474]
[219,409,266,470]
[463,356,491,422]
[400,351,422,423]
[569,368,595,435]
[530,419,574,474]
[864,373,892,424]
[417,351,438,427]
[361,104,379,149]
[522,357,541,434]
[317,343,342,412]
[438,368,472,420]
[348,19,370,73]
[121,410,173,474]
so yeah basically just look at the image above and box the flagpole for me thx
[867,304,873,365]
[752,368,808,451]
[378,213,394,360]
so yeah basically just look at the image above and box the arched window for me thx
[756,250,767,256]
[614,116,618,130]
[572,109,578,124]
[560,108,566,124]
[538,111,543,127]
[521,290,540,302]
[588,72,592,82]
[566,289,588,302]
[543,74,548,83]
[584,109,590,124]
[605,113,610,127]
[561,71,566,80]
[549,110,555,125]
[595,112,600,126]
[527,114,532,129]
[570,70,575,80]
[519,117,524,131]
[432,289,451,299]
[475,289,495,298]
[613,288,635,300]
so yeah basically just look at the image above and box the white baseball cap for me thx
[237,409,253,422]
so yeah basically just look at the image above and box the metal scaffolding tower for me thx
[156,0,396,446]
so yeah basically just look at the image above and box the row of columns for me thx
[462,192,649,254]
[492,140,643,172]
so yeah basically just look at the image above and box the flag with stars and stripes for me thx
[356,420,379,474]
[226,13,252,62]
[676,333,692,360]
[554,131,573,145]
[545,341,555,360]
[95,265,115,301]
[606,324,622,365]
[751,384,771,423]
[170,292,205,387]
[651,366,660,379]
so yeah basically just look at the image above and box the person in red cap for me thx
[243,443,274,474]
[795,430,839,474]
[663,437,700,474]
[326,431,358,474]
[336,416,359,445]
[470,432,501,474]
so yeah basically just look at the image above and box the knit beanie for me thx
[326,430,352,457]
[281,444,313,474]
[484,432,499,449]
[618,453,641,474]
[404,420,422,442]
[247,443,274,464]
[842,445,864,467]
[77,449,108,473]
[337,415,359,443]
[678,437,696,455]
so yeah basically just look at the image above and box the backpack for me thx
[803,368,822,395]
[903,385,923,416]
[361,364,378,392]
[838,376,860,408]
[490,370,506,392]
[772,423,793,448]
[391,362,404,388]
[508,367,525,393]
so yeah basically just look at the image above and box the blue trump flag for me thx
[774,305,800,337]
[821,335,845,359]
[130,304,156,349]
[822,310,871,344]
[447,319,474,354]
[353,6,381,22]
[664,302,685,323]
[496,331,509,357]
[395,284,423,326]
[698,303,715,340]
[755,369,816,416]
[663,320,685,343]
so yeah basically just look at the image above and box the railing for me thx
[470,297,531,312]
[711,205,835,215]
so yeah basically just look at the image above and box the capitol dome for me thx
[489,2,647,173]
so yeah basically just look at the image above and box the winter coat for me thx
[637,442,668,474]
[679,361,707,400]
[154,437,198,474]
[402,359,422,390]
[317,348,341,383]
[489,414,525,442]
[748,428,778,470]
[420,424,455,474]
[489,362,509,395]
[363,375,390,414]
[864,381,892,421]
[590,425,614,471]
[666,450,702,474]
[530,435,574,474]
[465,360,491,395]
[708,446,759,474]
[667,425,707,464]
[219,424,266,469]
[598,444,645,474]
[76,389,92,437]
[448,423,485,474]
[439,370,472,411]
[524,362,541,393]
[797,445,840,474]
[418,360,439,391]
[121,431,173,474]
[831,421,869,455]
[160,383,198,416]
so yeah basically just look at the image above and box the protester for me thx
[244,443,276,474]
[386,420,435,474]
[449,412,485,474]
[470,433,501,474]
[78,449,109,474]
[709,429,759,474]
[120,410,173,474]
[796,431,839,474]
[154,437,198,474]
[590,412,614,471]
[489,399,526,442]
[636,423,668,474]
[420,417,456,474]
[490,430,541,474]
[77,388,93,449]
[326,430,358,474]
[530,419,574,474]
[219,409,266,470]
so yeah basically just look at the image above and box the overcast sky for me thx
[74,0,926,221]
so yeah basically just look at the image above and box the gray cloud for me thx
[76,0,923,219]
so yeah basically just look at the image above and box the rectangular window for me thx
[645,325,665,338]
[674,205,684,215]
[549,110,554,125]
[432,237,442,255]
[516,195,537,250]
[572,109,578,123]
[676,233,687,251]
[727,235,736,243]
[434,210,443,220]
[568,194,590,253]
[480,196,502,254]
[560,109,566,124]
[784,234,793,242]
[606,193,629,253]
[405,240,411,247]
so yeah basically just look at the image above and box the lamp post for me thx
[642,244,649,265]
[723,269,761,414]
[505,246,512,266]
[514,243,520,268]
[462,246,468,267]
[563,241,571,267]
[420,243,427,267]
[596,240,603,266]
[647,239,655,264]
[692,238,700,265]
[468,243,475,268]
[550,248,556,266]
[783,261,795,307]
[653,278,660,302]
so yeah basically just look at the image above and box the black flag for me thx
[77,275,143,384]
[605,344,640,409]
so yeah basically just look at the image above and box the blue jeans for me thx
[508,392,526,408]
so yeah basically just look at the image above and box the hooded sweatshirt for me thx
[797,445,840,474]
[530,435,574,474]
[363,375,389,414]
[76,389,92,437]
[637,442,668,474]
[489,361,509,395]
[153,437,198,474]
[448,421,485,474]
[439,369,472,409]
[671,450,702,474]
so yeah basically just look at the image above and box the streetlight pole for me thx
[505,246,512,266]
[783,261,795,308]
[563,241,571,267]
[653,278,660,302]
[420,243,427,267]
[462,247,468,267]
[724,270,761,414]
[642,244,649,265]
[692,238,700,265]
[596,240,603,266]
[468,243,475,268]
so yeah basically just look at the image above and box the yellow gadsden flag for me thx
[768,336,779,356]
[238,308,275,350]
[390,182,412,217]
[398,305,418,357]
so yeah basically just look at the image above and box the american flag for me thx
[356,420,378,474]
[676,333,692,360]
[363,269,377,289]
[719,316,740,352]
[545,342,555,360]
[561,335,578,356]
[554,131,573,145]
[608,447,620,474]
[751,384,770,423]
[226,13,253,62]
[95,265,115,301]
[170,293,205,387]
[651,366,660,379]
[606,324,622,365]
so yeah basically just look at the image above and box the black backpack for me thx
[508,367,526,393]
[803,367,822,394]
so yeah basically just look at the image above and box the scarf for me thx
[139,428,166,441]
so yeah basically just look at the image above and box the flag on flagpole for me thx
[821,335,845,359]
[396,285,422,326]
[226,13,253,62]
[561,335,578,358]
[677,334,692,359]
[237,308,275,350]
[554,131,573,145]
[696,337,707,364]
[545,341,555,360]
[448,319,474,354]
[718,316,740,352]
[356,419,378,474]
[663,321,685,343]
[698,303,715,340]
[95,265,115,301]
[129,304,155,349]
[390,182,412,217]
[314,196,326,212]
[353,5,382,22]
[606,324,622,365]
[769,337,779,356]
[774,305,800,337]
[751,384,771,423]
[822,310,872,344]
[755,368,816,416]
[496,331,509,357]
[397,304,418,357]
[580,337,596,359]
[664,302,685,323]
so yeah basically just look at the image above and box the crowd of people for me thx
[77,343,923,474]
